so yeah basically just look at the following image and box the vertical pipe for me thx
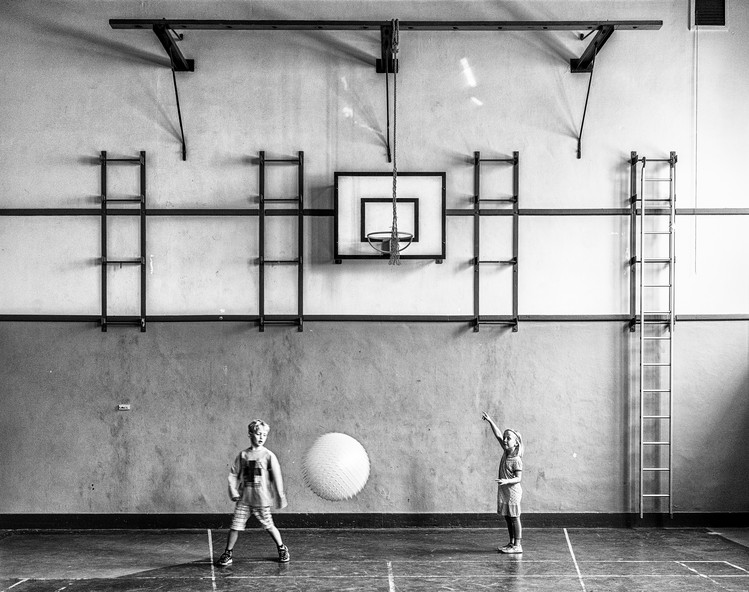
[100,151,108,332]
[140,151,147,332]
[669,152,676,517]
[638,157,645,518]
[258,151,265,332]
[512,151,519,328]
[629,152,638,331]
[297,151,304,332]
[473,152,480,331]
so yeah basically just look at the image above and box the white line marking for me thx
[207,528,217,591]
[564,528,587,592]
[6,580,29,591]
[677,562,729,590]
[724,561,749,574]
[387,560,396,592]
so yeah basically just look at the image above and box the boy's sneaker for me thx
[216,549,233,566]
[278,544,290,563]
[502,544,523,554]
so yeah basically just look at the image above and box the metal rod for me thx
[258,151,265,331]
[169,47,187,160]
[140,151,147,332]
[100,151,107,332]
[576,48,596,159]
[110,19,663,31]
[473,151,480,331]
[298,151,305,332]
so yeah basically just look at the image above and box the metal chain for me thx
[389,19,400,265]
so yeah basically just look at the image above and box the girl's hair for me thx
[504,429,524,458]
[248,419,270,434]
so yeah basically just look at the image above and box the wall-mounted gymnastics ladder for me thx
[473,151,519,332]
[258,151,304,332]
[630,151,677,518]
[99,151,147,332]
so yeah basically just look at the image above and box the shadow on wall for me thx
[2,2,168,69]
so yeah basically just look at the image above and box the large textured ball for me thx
[302,433,370,501]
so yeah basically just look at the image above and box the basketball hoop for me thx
[366,230,414,255]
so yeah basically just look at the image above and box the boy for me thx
[216,419,290,566]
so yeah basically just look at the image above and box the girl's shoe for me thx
[216,549,233,566]
[497,543,514,552]
[278,544,290,563]
[502,544,523,554]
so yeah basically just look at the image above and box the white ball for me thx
[302,433,370,501]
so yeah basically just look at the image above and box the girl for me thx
[482,412,524,554]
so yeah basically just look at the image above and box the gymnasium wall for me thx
[1,0,748,519]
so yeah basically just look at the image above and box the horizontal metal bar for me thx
[2,207,748,217]
[263,198,300,203]
[643,467,670,471]
[100,157,141,163]
[643,415,671,419]
[263,260,300,265]
[479,158,516,163]
[103,197,143,203]
[110,19,663,31]
[478,260,515,265]
[643,442,670,446]
[263,159,302,163]
[477,198,516,203]
[642,362,670,366]
[642,389,671,392]
[642,493,671,497]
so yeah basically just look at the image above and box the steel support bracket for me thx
[375,23,399,73]
[570,25,614,73]
[153,23,195,72]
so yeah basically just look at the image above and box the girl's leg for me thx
[510,517,522,548]
[504,515,515,544]
[225,529,239,551]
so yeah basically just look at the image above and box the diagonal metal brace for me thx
[570,24,613,73]
[153,23,195,72]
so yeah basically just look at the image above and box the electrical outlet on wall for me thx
[117,404,131,411]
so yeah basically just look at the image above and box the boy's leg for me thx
[252,507,290,563]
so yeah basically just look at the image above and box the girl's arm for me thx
[482,412,507,449]
[496,469,522,486]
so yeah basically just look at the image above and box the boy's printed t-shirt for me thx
[228,447,277,507]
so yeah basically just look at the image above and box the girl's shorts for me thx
[231,503,275,530]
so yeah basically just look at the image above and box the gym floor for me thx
[2,527,749,591]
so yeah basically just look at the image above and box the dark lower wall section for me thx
[2,513,748,530]
[0,322,747,515]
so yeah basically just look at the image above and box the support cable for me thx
[167,29,187,161]
[576,43,596,159]
[389,19,400,265]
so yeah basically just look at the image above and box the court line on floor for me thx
[2,579,29,592]
[207,529,216,591]
[387,560,396,592]
[676,561,730,591]
[564,528,587,592]
[724,561,749,574]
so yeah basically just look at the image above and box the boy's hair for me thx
[248,419,270,434]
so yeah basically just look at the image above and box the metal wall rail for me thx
[4,207,749,217]
[2,314,747,323]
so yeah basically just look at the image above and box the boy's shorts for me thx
[231,503,275,530]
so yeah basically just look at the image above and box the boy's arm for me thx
[269,452,288,509]
[227,453,242,501]
[482,412,507,449]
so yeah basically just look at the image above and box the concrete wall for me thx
[1,0,748,515]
